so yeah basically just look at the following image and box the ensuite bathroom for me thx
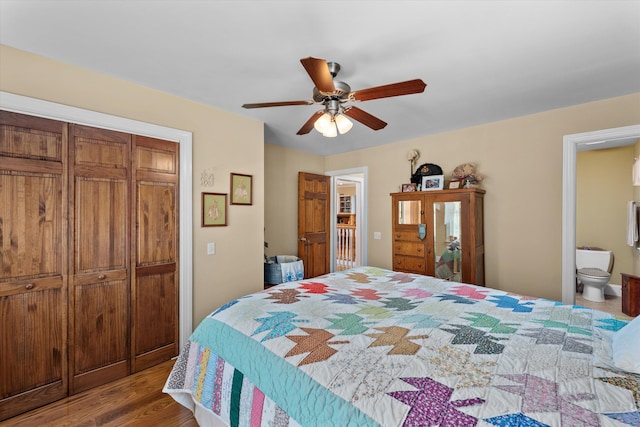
[576,143,639,318]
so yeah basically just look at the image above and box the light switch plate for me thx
[207,242,216,255]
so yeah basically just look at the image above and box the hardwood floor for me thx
[1,360,197,427]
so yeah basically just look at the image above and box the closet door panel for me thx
[69,124,130,394]
[0,111,67,421]
[136,181,176,264]
[132,136,178,372]
[71,279,129,392]
[135,270,176,352]
[73,178,128,272]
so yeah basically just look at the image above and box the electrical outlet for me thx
[373,232,381,240]
[207,242,216,255]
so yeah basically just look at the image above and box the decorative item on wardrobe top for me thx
[451,163,484,189]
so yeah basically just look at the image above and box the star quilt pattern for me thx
[164,267,639,426]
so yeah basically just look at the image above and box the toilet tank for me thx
[576,248,613,272]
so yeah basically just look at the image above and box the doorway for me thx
[327,167,368,272]
[562,124,640,305]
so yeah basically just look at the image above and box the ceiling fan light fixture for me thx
[334,113,353,134]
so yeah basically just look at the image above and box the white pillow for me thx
[612,315,640,374]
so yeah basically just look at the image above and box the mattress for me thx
[164,266,639,426]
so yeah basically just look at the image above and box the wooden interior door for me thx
[298,172,330,278]
[0,112,68,420]
[68,124,131,394]
[131,135,179,372]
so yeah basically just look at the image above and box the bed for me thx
[164,266,640,426]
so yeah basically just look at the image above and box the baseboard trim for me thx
[605,283,622,297]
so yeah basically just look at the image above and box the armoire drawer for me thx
[394,241,425,256]
[393,231,423,242]
[394,256,426,274]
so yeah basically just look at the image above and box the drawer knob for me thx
[25,283,34,290]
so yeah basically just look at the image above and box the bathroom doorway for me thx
[576,145,634,297]
[327,167,368,272]
[562,124,640,305]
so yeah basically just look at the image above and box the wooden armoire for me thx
[391,188,485,285]
[0,111,179,420]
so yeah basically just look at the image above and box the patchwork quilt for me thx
[164,267,639,426]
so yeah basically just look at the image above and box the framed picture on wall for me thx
[422,175,444,191]
[202,192,227,226]
[230,173,253,205]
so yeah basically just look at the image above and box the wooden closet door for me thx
[68,124,131,394]
[0,111,68,420]
[131,135,179,372]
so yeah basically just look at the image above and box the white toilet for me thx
[576,248,613,302]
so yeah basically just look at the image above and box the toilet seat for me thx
[577,268,610,279]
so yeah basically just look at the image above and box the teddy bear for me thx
[451,163,484,186]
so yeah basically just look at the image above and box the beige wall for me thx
[264,143,324,257]
[0,45,265,326]
[577,146,634,286]
[266,93,640,301]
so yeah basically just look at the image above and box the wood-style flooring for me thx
[575,292,632,319]
[1,360,197,427]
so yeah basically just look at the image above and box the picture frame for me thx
[402,183,417,192]
[230,173,253,205]
[422,174,444,191]
[202,192,227,226]
[448,179,462,189]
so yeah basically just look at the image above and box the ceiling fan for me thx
[242,57,427,137]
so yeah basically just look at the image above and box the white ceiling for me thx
[1,1,639,156]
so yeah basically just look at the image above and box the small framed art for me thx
[422,174,444,191]
[202,192,227,226]
[402,183,417,192]
[230,173,252,205]
[448,180,462,189]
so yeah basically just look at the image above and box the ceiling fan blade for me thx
[300,57,336,94]
[350,79,427,102]
[296,111,324,135]
[242,100,312,109]
[342,106,387,130]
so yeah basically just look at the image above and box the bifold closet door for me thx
[131,135,179,372]
[0,112,68,420]
[68,124,131,394]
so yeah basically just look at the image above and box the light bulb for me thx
[322,122,338,137]
[334,114,353,134]
[314,113,332,133]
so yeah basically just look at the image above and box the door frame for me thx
[326,167,368,271]
[562,123,640,305]
[0,91,193,349]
